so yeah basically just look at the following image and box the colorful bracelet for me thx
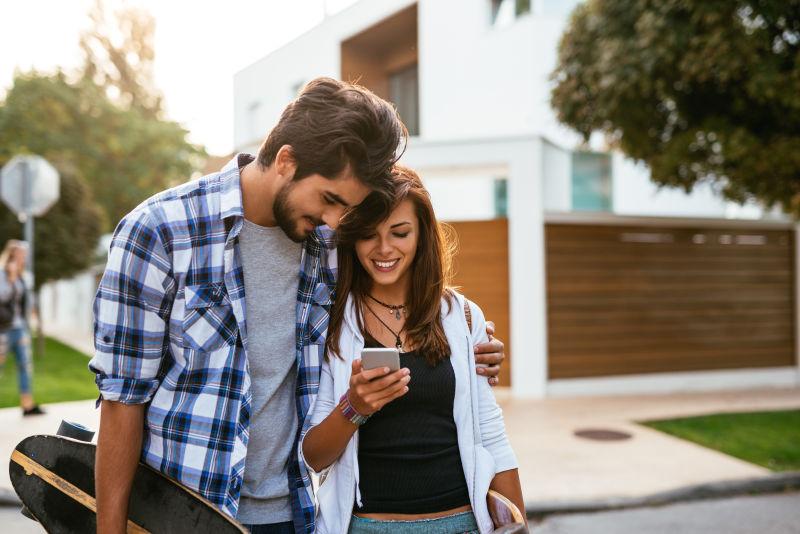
[338,391,370,426]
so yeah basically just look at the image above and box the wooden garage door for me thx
[449,219,511,386]
[546,223,795,378]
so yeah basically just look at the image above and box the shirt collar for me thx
[218,153,254,221]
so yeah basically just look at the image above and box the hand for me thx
[347,359,410,415]
[475,320,505,386]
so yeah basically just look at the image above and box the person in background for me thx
[0,240,44,416]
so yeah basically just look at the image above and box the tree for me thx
[551,1,800,216]
[0,169,104,290]
[80,0,163,116]
[0,72,204,228]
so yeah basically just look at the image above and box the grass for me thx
[642,410,800,472]
[0,336,97,408]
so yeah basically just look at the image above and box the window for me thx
[571,151,612,211]
[389,64,419,136]
[494,178,508,217]
[490,0,531,27]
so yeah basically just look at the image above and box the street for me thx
[531,492,800,534]
[2,492,799,533]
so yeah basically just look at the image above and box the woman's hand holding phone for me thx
[347,359,410,415]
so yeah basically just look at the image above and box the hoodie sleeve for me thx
[467,298,519,473]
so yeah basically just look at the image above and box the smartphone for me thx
[361,347,401,372]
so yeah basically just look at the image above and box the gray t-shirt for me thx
[236,219,302,524]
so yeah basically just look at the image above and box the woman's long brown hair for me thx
[326,165,457,365]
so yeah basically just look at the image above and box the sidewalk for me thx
[496,386,800,510]
[1,387,799,510]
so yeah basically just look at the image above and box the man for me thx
[90,78,506,534]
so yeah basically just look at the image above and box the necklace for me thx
[364,303,404,350]
[367,293,407,320]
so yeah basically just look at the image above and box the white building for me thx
[45,0,798,397]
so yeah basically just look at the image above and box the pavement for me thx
[2,385,799,515]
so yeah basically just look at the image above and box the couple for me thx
[90,77,523,534]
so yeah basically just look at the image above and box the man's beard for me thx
[273,180,320,243]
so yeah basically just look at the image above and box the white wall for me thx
[541,139,571,211]
[611,153,731,218]
[233,0,417,151]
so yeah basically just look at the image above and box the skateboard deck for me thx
[9,434,247,534]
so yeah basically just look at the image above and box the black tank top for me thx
[355,333,470,514]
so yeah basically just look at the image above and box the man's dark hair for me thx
[257,77,407,194]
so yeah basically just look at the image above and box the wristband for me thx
[338,391,370,426]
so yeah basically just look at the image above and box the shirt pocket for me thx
[182,282,238,352]
[307,282,332,345]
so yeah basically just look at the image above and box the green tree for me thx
[0,72,204,227]
[551,1,800,215]
[0,169,104,290]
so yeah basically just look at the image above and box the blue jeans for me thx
[243,521,294,534]
[348,511,480,534]
[3,327,32,394]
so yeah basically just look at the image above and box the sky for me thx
[1,0,357,155]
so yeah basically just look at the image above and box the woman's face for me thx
[10,246,26,269]
[355,199,419,292]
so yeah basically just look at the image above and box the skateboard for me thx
[9,432,247,534]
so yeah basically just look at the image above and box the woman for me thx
[302,166,524,534]
[0,240,43,416]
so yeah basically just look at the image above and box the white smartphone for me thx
[361,347,401,372]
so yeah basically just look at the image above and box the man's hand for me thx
[475,320,505,386]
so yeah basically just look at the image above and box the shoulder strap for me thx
[463,298,472,333]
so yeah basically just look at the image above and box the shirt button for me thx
[103,336,111,343]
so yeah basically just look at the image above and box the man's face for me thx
[273,170,371,242]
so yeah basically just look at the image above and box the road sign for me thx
[1,155,60,217]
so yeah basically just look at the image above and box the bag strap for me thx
[463,298,472,333]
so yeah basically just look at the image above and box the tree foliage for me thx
[80,0,163,117]
[0,169,103,290]
[551,1,800,215]
[0,72,203,228]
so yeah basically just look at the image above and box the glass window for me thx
[490,0,531,27]
[571,151,612,211]
[389,64,419,136]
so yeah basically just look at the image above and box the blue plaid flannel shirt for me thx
[90,154,334,533]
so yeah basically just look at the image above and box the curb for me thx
[525,471,800,518]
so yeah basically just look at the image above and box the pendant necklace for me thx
[367,293,407,320]
[364,303,404,350]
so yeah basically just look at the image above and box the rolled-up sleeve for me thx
[300,358,338,476]
[89,208,175,405]
[468,299,519,473]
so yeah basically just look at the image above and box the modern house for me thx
[232,0,799,398]
[41,0,798,399]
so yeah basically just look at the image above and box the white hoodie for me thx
[301,292,518,534]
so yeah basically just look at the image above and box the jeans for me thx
[2,327,32,394]
[243,521,294,534]
[348,511,480,534]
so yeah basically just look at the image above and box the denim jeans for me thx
[3,327,32,394]
[348,511,480,534]
[243,521,294,534]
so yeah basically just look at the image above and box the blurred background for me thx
[1,1,799,532]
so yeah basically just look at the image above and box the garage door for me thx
[546,223,795,378]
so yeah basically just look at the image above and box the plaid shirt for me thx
[90,155,334,533]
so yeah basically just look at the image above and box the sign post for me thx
[1,155,61,327]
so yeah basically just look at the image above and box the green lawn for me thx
[642,410,800,472]
[0,336,97,408]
